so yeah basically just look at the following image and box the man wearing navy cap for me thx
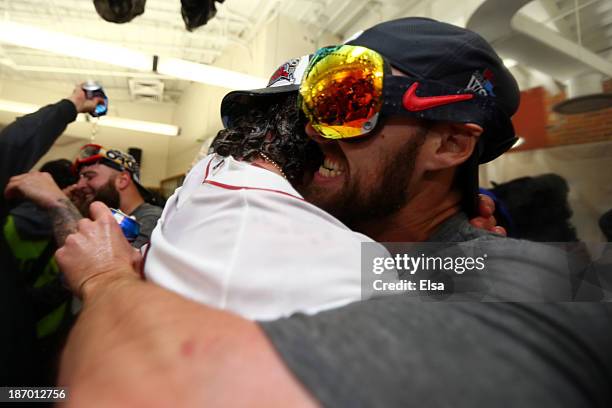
[52,18,612,407]
[296,17,519,238]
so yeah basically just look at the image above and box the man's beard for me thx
[79,178,120,216]
[304,134,425,233]
[94,179,121,210]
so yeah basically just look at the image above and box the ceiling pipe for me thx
[467,0,612,80]
[467,0,612,114]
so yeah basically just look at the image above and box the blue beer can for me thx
[111,208,140,242]
[82,80,108,117]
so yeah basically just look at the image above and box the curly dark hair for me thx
[210,94,322,183]
[40,159,77,189]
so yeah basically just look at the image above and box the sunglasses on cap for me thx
[298,45,497,140]
[74,143,139,178]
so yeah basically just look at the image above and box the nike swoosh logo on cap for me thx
[402,82,474,111]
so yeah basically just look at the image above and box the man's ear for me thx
[114,171,131,191]
[423,123,482,171]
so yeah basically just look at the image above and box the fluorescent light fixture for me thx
[0,99,179,136]
[503,58,518,68]
[0,22,267,89]
[94,115,180,136]
[0,22,152,71]
[156,57,266,90]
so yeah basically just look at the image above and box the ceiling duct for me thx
[554,72,612,114]
[467,0,612,115]
[128,78,165,102]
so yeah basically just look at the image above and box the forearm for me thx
[59,274,316,407]
[48,197,84,246]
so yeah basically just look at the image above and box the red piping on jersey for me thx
[203,180,305,201]
[204,158,213,179]
[202,157,303,200]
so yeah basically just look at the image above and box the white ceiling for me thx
[0,0,275,102]
[0,0,610,103]
[530,0,612,56]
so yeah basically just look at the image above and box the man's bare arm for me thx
[4,171,84,246]
[59,274,317,407]
[55,202,317,407]
[48,197,83,246]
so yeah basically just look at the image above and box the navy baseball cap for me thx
[345,17,520,163]
[345,17,520,215]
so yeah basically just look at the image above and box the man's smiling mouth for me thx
[317,156,346,178]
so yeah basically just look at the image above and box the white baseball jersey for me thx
[144,154,392,320]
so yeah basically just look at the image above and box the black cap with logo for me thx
[346,17,521,215]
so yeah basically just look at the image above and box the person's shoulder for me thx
[434,212,508,243]
[428,212,559,258]
[133,203,163,218]
[261,297,612,407]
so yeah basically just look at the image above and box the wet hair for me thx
[40,159,77,189]
[210,94,322,183]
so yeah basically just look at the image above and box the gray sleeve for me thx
[131,205,162,249]
[260,299,612,408]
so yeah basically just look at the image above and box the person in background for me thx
[71,144,162,248]
[3,159,77,384]
[0,85,102,385]
[6,145,162,249]
[489,173,578,241]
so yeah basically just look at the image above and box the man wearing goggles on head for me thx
[6,143,162,250]
[70,143,161,249]
[296,40,517,238]
[47,18,612,408]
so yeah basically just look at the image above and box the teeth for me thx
[317,165,344,178]
[322,157,345,172]
[317,155,345,178]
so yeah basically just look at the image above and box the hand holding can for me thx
[82,80,108,117]
[110,208,140,242]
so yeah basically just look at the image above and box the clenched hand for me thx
[56,201,143,298]
[4,171,66,209]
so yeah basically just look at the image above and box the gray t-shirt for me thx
[130,202,162,249]
[260,213,612,407]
